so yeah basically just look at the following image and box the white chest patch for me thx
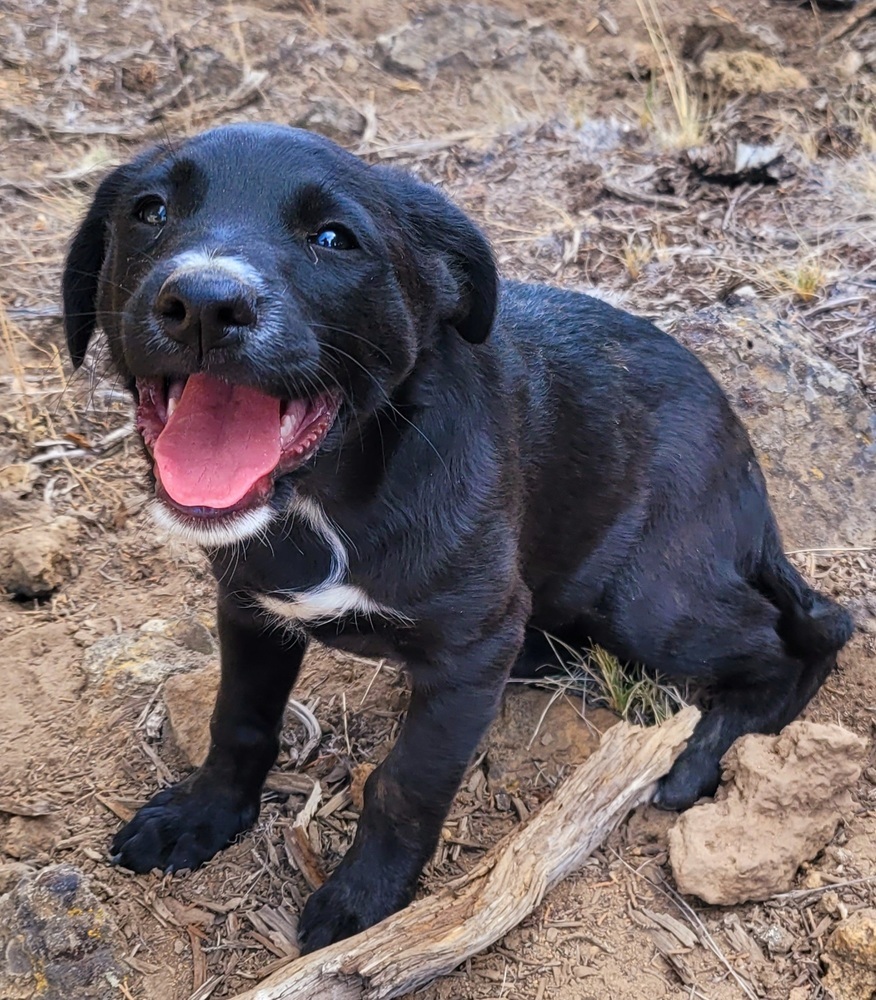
[259,584,400,625]
[256,495,408,627]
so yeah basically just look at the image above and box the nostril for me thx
[158,295,188,323]
[217,297,257,328]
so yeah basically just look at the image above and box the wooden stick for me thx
[818,0,876,46]
[231,705,700,1000]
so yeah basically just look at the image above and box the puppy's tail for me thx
[757,529,854,661]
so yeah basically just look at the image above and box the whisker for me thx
[320,342,448,476]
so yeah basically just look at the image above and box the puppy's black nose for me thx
[155,272,258,355]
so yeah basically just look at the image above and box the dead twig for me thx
[818,0,876,45]
[286,699,321,765]
[602,180,688,212]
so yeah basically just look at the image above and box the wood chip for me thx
[819,0,876,45]
[264,773,316,797]
[292,781,322,829]
[93,792,135,823]
[162,898,216,928]
[641,907,699,949]
[316,788,352,819]
[247,906,299,954]
[282,824,327,891]
[648,928,695,985]
[188,926,208,994]
[0,796,55,817]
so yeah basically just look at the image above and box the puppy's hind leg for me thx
[757,539,853,708]
[508,626,564,679]
[651,587,808,811]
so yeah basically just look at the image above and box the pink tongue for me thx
[154,374,281,509]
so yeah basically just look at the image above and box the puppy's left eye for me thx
[308,226,358,251]
[135,198,167,227]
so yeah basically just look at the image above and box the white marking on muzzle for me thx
[168,249,264,290]
[150,499,276,547]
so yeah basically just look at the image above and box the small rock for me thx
[0,864,124,1000]
[701,50,808,97]
[0,463,36,497]
[81,615,214,690]
[163,664,219,766]
[839,49,864,78]
[294,97,367,144]
[668,722,867,905]
[681,15,785,60]
[753,922,797,955]
[176,43,241,94]
[0,863,35,895]
[376,5,578,81]
[626,804,675,853]
[801,869,825,889]
[821,891,848,920]
[120,59,160,94]
[822,909,876,1000]
[628,41,657,80]
[0,499,80,598]
[0,815,70,861]
[833,823,876,877]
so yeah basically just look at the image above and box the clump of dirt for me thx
[0,864,125,1000]
[668,722,868,905]
[163,663,219,767]
[700,49,808,96]
[0,499,80,599]
[823,908,876,1000]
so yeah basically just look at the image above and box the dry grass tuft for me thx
[621,235,654,282]
[720,239,839,307]
[536,634,689,727]
[634,0,706,149]
[775,259,832,304]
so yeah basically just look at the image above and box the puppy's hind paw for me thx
[653,750,721,812]
[110,778,259,874]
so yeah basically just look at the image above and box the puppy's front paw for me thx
[110,777,259,874]
[298,869,413,954]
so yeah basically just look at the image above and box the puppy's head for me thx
[63,124,497,545]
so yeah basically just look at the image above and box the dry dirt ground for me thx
[1,1,875,998]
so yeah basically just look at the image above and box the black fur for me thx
[62,124,853,952]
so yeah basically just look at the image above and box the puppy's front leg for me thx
[111,591,305,873]
[298,610,526,953]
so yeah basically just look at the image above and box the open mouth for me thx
[135,374,339,519]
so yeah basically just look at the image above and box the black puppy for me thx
[63,123,852,952]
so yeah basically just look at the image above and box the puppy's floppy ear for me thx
[378,169,498,344]
[62,163,134,369]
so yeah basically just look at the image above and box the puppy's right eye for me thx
[135,198,167,227]
[308,226,358,251]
